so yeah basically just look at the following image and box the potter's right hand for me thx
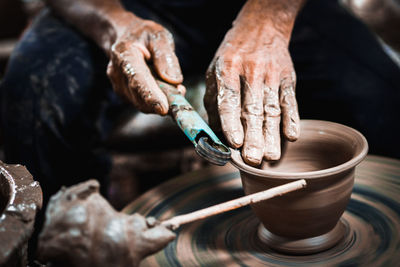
[107,15,184,115]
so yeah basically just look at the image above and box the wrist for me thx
[98,9,141,54]
[232,0,304,41]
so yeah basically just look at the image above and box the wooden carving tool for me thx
[161,179,307,230]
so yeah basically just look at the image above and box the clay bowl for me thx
[230,120,368,254]
[0,161,42,267]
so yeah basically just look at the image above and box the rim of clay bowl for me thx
[230,120,368,179]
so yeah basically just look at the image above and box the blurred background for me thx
[0,0,44,76]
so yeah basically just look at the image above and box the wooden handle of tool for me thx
[161,179,307,230]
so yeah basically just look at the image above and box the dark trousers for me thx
[1,0,400,204]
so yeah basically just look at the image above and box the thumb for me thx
[141,225,176,256]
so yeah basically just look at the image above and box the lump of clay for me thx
[37,180,175,267]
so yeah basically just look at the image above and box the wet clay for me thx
[38,179,175,267]
[123,154,400,266]
[231,120,368,254]
[0,161,42,267]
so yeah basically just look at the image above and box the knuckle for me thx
[222,54,241,67]
[143,20,163,31]
[244,102,263,116]
[217,88,240,112]
[265,102,281,117]
[244,53,265,66]
[135,83,152,100]
[111,41,128,54]
[161,29,173,41]
[264,86,281,116]
[122,61,136,77]
[281,85,295,98]
[245,56,264,69]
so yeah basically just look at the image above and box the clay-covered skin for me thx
[46,0,304,164]
[204,0,305,166]
[46,0,183,115]
[37,180,175,267]
[107,18,184,115]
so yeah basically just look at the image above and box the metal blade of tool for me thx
[157,80,231,165]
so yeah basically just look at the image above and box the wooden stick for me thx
[161,179,307,230]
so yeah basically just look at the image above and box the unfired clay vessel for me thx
[0,161,42,267]
[231,120,368,254]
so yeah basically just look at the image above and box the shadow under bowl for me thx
[230,120,368,254]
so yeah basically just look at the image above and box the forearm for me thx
[46,0,139,53]
[232,0,306,42]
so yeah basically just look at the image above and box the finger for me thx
[121,47,169,115]
[132,42,151,60]
[177,84,186,95]
[141,225,176,255]
[263,84,281,160]
[280,71,300,141]
[156,79,182,95]
[130,213,148,233]
[148,30,183,84]
[107,57,130,101]
[204,62,221,131]
[241,76,264,166]
[215,58,244,148]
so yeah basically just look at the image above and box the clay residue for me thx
[38,179,175,267]
[0,161,43,267]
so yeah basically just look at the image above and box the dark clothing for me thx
[1,0,400,203]
[292,0,400,159]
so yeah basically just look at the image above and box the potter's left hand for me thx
[204,0,304,166]
[129,215,176,261]
[38,180,175,267]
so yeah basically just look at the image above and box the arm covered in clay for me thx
[37,180,175,267]
[46,0,184,115]
[204,0,306,165]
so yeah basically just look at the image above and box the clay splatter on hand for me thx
[38,180,175,267]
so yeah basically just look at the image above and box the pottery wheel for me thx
[123,155,400,266]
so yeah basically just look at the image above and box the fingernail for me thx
[244,147,262,166]
[285,119,300,141]
[264,145,281,160]
[285,129,298,141]
[154,103,168,115]
[165,68,183,82]
[230,132,243,147]
[264,151,280,161]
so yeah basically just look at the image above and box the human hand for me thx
[38,180,175,267]
[129,215,176,261]
[107,15,184,115]
[204,7,300,166]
